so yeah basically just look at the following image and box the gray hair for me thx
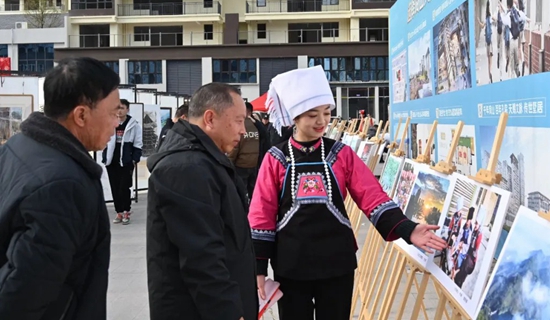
[188,83,241,118]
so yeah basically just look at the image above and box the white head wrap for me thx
[265,65,335,135]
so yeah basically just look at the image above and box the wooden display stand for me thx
[469,112,507,185]
[387,118,403,152]
[367,121,389,171]
[350,116,509,320]
[392,117,410,157]
[414,120,437,164]
[431,121,465,175]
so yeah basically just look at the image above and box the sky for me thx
[479,126,550,200]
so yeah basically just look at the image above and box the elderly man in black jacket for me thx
[147,83,258,320]
[0,58,120,319]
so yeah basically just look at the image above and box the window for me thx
[104,61,119,74]
[18,43,54,75]
[79,24,110,48]
[257,23,266,39]
[212,59,257,83]
[71,0,112,10]
[322,22,339,38]
[0,45,7,57]
[204,24,213,40]
[5,0,19,10]
[322,0,338,4]
[128,60,162,84]
[257,0,266,7]
[307,56,389,82]
[204,0,213,8]
[134,26,150,42]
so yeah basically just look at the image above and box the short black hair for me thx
[175,103,189,118]
[188,83,241,119]
[43,57,120,119]
[245,102,253,113]
[120,99,130,109]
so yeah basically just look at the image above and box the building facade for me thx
[0,0,68,73]
[1,0,395,120]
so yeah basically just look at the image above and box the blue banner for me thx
[389,0,550,235]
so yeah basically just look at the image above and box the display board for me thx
[390,0,550,262]
[0,95,34,146]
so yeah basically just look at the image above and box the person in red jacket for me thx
[248,65,446,320]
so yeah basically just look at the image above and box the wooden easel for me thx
[392,117,410,157]
[350,116,510,320]
[414,120,437,164]
[388,118,403,152]
[431,121,465,175]
[367,121,388,171]
[469,112,507,185]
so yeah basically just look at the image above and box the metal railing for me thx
[1,3,66,11]
[117,1,220,16]
[241,27,388,44]
[246,0,350,13]
[68,28,388,48]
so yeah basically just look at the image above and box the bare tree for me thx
[24,0,64,28]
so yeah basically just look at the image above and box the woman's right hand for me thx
[257,275,266,300]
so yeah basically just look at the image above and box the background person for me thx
[146,83,257,320]
[157,103,189,151]
[0,57,119,320]
[102,99,143,225]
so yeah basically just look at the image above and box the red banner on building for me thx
[0,57,11,71]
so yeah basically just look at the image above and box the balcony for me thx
[69,31,223,47]
[69,0,115,16]
[117,1,220,16]
[246,0,350,15]
[241,27,388,44]
[67,28,388,48]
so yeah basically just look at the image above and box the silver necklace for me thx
[288,138,333,204]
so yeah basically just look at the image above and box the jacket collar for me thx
[20,112,103,179]
[174,120,233,168]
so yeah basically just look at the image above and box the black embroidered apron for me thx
[272,140,358,280]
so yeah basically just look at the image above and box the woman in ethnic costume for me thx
[248,65,446,320]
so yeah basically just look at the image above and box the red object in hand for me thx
[0,57,11,71]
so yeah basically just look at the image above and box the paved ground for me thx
[106,193,437,320]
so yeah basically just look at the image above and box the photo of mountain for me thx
[477,206,550,320]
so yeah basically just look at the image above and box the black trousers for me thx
[236,167,258,200]
[106,164,134,213]
[275,272,355,320]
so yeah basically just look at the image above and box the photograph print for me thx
[474,0,550,85]
[403,167,452,225]
[392,49,408,103]
[408,30,434,100]
[0,107,23,146]
[476,206,550,320]
[433,0,472,94]
[160,107,172,128]
[357,140,377,165]
[392,159,419,212]
[479,125,550,260]
[429,174,510,318]
[379,154,405,197]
